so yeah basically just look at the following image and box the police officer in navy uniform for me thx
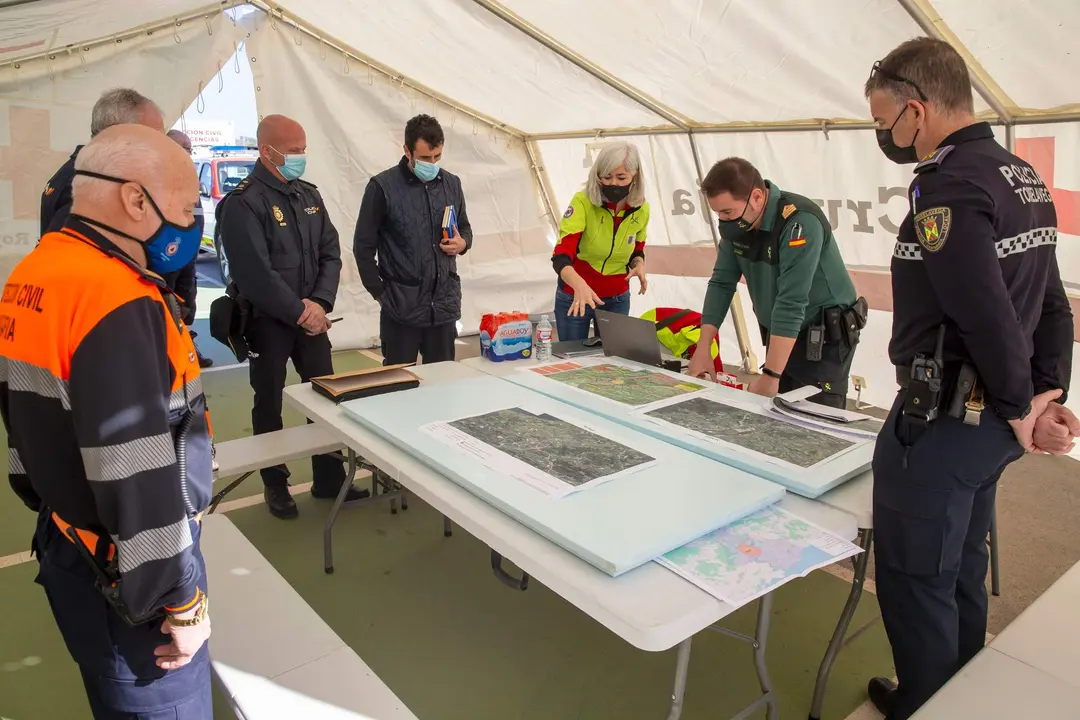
[218,114,367,519]
[864,38,1079,719]
[40,88,165,237]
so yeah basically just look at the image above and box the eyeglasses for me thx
[869,61,928,102]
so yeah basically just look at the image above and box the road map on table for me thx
[657,505,863,607]
[643,395,857,469]
[530,361,708,408]
[422,406,657,499]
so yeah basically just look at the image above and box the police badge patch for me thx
[914,206,951,252]
[272,205,286,226]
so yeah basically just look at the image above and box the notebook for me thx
[310,363,419,403]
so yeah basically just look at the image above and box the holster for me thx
[896,361,983,426]
[841,297,868,348]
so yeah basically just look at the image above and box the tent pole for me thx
[894,0,1015,123]
[469,0,691,130]
[525,140,560,235]
[1005,123,1016,153]
[687,132,758,374]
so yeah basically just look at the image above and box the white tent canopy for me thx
[2,0,1078,408]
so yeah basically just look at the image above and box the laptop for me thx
[552,336,605,359]
[594,309,676,368]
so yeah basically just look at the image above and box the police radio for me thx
[904,325,946,425]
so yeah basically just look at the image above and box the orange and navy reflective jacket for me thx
[552,190,649,298]
[0,220,212,620]
[640,307,725,374]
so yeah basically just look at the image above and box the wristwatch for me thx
[167,595,209,627]
[761,366,783,380]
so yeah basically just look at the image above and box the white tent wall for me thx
[269,0,668,135]
[0,10,247,283]
[244,19,554,350]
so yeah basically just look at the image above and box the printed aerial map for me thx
[645,397,854,468]
[533,363,707,407]
[448,407,655,486]
[658,506,862,606]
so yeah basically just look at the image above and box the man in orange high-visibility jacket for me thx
[0,124,213,719]
[640,307,725,374]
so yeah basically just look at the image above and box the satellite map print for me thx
[646,397,855,468]
[534,363,707,407]
[449,407,655,486]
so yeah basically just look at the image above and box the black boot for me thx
[311,483,371,502]
[265,483,298,519]
[868,677,897,717]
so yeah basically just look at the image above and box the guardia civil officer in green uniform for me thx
[687,157,866,407]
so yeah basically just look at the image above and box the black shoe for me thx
[198,352,213,369]
[868,677,897,716]
[265,484,299,519]
[310,484,371,502]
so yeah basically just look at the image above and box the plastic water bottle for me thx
[535,315,553,362]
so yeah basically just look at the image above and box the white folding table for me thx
[284,361,859,719]
[460,356,877,719]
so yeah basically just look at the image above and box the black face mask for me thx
[716,193,764,237]
[600,183,631,204]
[877,106,920,165]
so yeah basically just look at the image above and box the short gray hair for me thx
[90,88,159,137]
[584,142,646,208]
[864,37,974,115]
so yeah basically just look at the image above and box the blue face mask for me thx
[412,158,440,182]
[73,170,202,274]
[271,148,307,181]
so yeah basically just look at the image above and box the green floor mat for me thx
[225,495,892,720]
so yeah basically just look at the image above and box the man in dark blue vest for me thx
[353,114,473,365]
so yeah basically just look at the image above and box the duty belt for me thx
[895,363,985,425]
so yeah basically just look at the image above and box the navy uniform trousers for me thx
[32,513,211,719]
[873,392,1023,720]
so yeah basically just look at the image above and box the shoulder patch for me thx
[914,145,956,174]
[781,203,797,219]
[233,178,250,194]
[914,206,951,252]
[563,205,574,219]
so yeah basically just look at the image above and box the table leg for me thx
[443,515,453,538]
[208,471,253,514]
[754,593,778,720]
[323,449,358,574]
[665,638,692,720]
[808,528,874,720]
[989,506,1000,597]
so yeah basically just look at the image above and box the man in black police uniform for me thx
[218,114,367,519]
[864,38,1078,719]
[353,114,473,365]
[40,88,165,237]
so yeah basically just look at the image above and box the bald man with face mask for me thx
[217,113,364,519]
[1,124,213,719]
